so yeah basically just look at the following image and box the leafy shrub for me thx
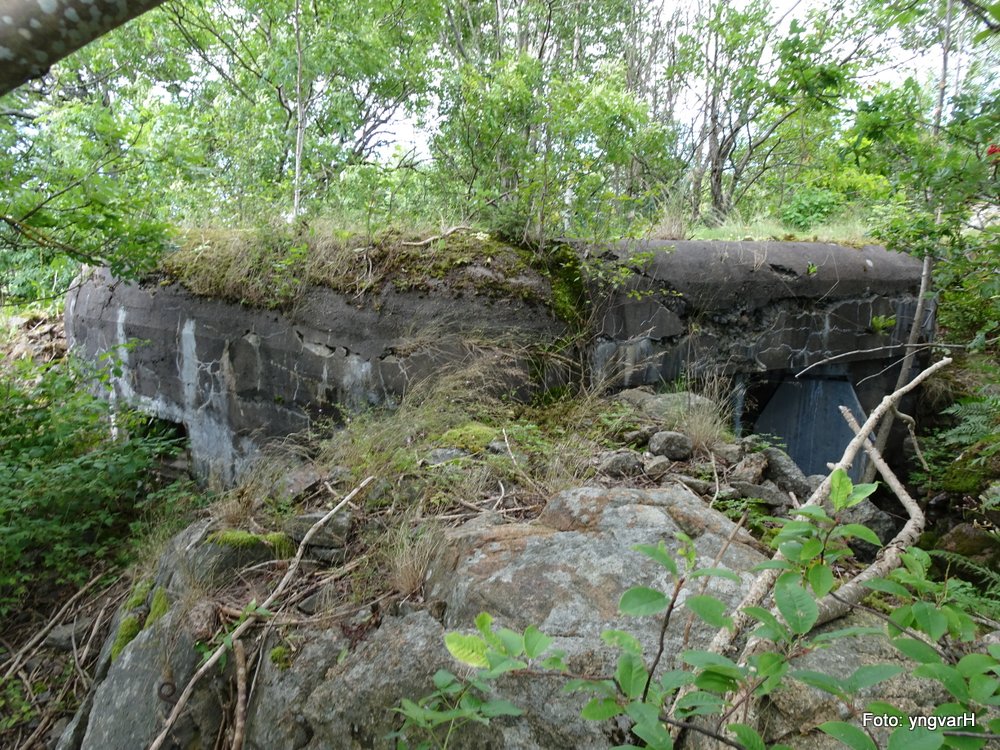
[0,358,182,614]
[780,187,841,230]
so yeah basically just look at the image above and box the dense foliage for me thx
[0,358,184,613]
[0,0,996,301]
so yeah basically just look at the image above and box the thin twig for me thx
[148,476,374,750]
[2,572,103,681]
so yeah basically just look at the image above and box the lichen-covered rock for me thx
[648,430,694,461]
[596,449,644,477]
[763,446,813,500]
[761,612,949,749]
[78,608,227,750]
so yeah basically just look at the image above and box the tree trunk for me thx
[0,0,168,96]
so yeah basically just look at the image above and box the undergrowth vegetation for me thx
[0,357,198,616]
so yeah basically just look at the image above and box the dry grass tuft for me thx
[383,517,443,597]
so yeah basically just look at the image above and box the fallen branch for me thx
[668,357,951,744]
[148,476,374,750]
[231,640,247,750]
[2,572,103,682]
[811,407,926,626]
[400,226,476,247]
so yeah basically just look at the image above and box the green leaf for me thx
[581,697,623,721]
[615,652,648,700]
[601,629,643,655]
[968,674,1000,704]
[807,563,835,597]
[751,559,795,571]
[846,664,905,692]
[480,699,523,718]
[727,723,766,750]
[847,482,879,507]
[743,606,791,643]
[444,632,489,668]
[631,718,673,750]
[910,602,949,641]
[689,567,741,582]
[891,637,942,664]
[475,612,502,649]
[619,586,669,616]
[659,670,695,693]
[791,669,846,698]
[524,625,553,660]
[633,542,678,575]
[913,664,969,702]
[496,627,524,658]
[681,651,741,671]
[863,578,912,599]
[831,524,882,546]
[685,595,733,629]
[792,505,832,522]
[888,726,943,750]
[695,667,740,694]
[818,721,876,750]
[774,574,819,635]
[672,689,726,716]
[432,669,458,691]
[830,468,852,510]
[800,537,824,561]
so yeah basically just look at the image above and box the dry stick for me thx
[716,404,935,744]
[667,357,951,743]
[810,407,927,627]
[148,476,374,750]
[2,572,103,681]
[231,640,247,750]
[400,226,476,247]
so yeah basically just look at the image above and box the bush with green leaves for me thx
[779,187,841,231]
[394,469,1000,749]
[0,357,183,614]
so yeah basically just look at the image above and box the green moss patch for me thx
[145,586,170,628]
[110,615,142,662]
[263,532,296,560]
[438,422,498,453]
[209,529,296,559]
[208,529,264,548]
[125,579,153,610]
[269,645,293,670]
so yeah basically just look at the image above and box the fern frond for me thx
[929,548,1000,590]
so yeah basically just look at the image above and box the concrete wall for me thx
[65,241,930,484]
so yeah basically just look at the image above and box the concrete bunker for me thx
[65,240,930,485]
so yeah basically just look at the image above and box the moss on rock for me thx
[438,422,498,453]
[145,586,170,628]
[110,615,142,662]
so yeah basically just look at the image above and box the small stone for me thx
[648,431,694,461]
[713,442,743,464]
[644,455,673,480]
[283,510,351,548]
[623,424,659,447]
[730,452,768,484]
[427,448,468,465]
[597,450,644,478]
[763,447,812,499]
[45,617,94,651]
[674,474,714,495]
[838,502,896,561]
[730,480,792,508]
